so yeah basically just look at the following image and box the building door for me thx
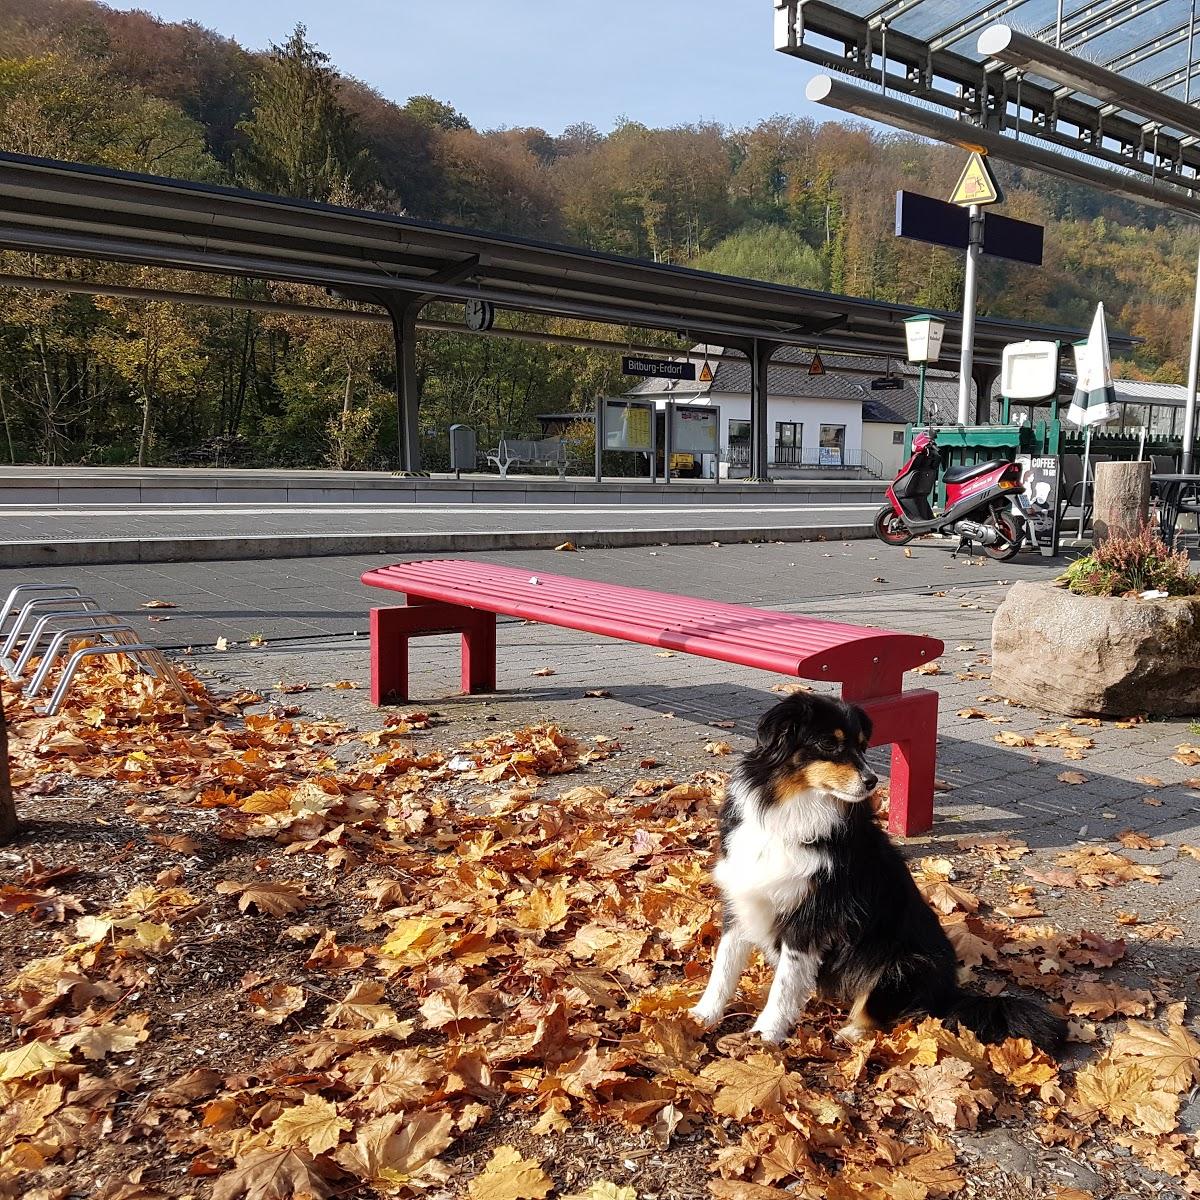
[775,421,802,465]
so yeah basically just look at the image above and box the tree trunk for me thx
[0,693,16,845]
[1093,460,1151,545]
[138,390,152,466]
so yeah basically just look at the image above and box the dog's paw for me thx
[749,1020,790,1044]
[689,1004,724,1030]
[835,1022,872,1045]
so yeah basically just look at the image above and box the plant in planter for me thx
[1060,523,1199,599]
[992,526,1200,717]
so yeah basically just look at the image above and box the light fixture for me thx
[903,314,946,427]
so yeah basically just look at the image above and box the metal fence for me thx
[723,445,883,477]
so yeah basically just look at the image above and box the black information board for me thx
[1018,455,1061,557]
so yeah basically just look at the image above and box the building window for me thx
[820,424,846,465]
[892,429,904,444]
[774,421,802,464]
[728,420,751,444]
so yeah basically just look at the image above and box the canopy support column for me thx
[1184,243,1200,473]
[972,363,999,424]
[748,337,779,482]
[383,296,424,474]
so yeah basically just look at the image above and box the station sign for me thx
[622,355,696,381]
[896,191,1043,266]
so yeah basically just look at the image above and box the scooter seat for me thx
[942,459,1008,484]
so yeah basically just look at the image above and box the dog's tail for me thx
[943,991,1066,1056]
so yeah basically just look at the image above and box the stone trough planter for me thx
[992,580,1200,717]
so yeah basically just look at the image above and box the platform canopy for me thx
[0,150,1128,473]
[779,1,1200,214]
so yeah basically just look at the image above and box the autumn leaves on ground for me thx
[2,660,1199,1200]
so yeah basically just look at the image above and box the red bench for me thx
[360,560,944,836]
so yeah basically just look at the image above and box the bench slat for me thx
[361,560,941,686]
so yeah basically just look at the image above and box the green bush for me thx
[1062,524,1199,597]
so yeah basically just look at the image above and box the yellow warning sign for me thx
[949,151,1002,207]
[698,359,714,383]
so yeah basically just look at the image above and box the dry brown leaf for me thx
[211,1147,329,1200]
[701,1053,804,1120]
[704,741,732,756]
[468,1145,553,1200]
[247,983,306,1025]
[1111,1019,1200,1092]
[1116,830,1165,851]
[215,880,309,917]
[531,667,556,677]
[269,1094,351,1156]
[141,598,177,608]
[1057,770,1087,785]
[335,1110,455,1186]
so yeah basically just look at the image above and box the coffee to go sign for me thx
[622,355,696,381]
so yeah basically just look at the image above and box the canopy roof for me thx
[0,150,1127,365]
[778,1,1200,205]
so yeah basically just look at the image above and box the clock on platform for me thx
[464,299,495,332]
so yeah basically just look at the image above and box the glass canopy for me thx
[777,0,1200,199]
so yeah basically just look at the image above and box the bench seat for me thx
[361,559,944,836]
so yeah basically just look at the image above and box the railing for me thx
[722,445,884,476]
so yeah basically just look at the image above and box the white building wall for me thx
[862,422,907,477]
[653,392,864,462]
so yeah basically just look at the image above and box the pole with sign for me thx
[949,154,1002,425]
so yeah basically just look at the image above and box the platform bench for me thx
[360,560,944,836]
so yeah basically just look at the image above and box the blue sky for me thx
[108,1,825,133]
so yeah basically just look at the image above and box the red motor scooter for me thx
[873,429,1028,560]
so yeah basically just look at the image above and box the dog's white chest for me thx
[714,818,828,953]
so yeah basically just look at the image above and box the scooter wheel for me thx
[873,504,914,546]
[982,509,1023,561]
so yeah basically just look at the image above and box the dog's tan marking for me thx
[783,760,862,797]
[836,991,880,1042]
[858,732,869,747]
[833,728,845,742]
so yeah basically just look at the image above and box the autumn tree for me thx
[92,274,208,465]
[236,24,367,201]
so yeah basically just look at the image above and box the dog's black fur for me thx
[726,691,1066,1054]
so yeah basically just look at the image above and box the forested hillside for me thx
[0,0,1193,467]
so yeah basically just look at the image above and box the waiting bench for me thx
[361,560,944,836]
[486,437,568,479]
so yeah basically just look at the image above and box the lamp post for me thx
[903,314,946,427]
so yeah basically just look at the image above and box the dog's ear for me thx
[755,693,814,754]
[852,703,873,743]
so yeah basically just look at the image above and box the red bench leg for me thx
[461,611,496,694]
[370,604,497,705]
[371,607,410,704]
[853,689,939,838]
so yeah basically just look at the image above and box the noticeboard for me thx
[670,405,719,455]
[602,399,654,452]
[1017,454,1061,557]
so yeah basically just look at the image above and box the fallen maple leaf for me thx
[554,541,577,552]
[247,983,306,1025]
[61,1015,149,1061]
[704,740,732,756]
[709,1184,791,1200]
[1116,830,1165,851]
[702,1053,804,1120]
[468,1145,553,1200]
[216,880,309,917]
[563,1183,637,1200]
[269,1094,351,1157]
[335,1110,455,1186]
[1111,1018,1200,1092]
[211,1147,329,1200]
[214,636,229,652]
[1070,1058,1179,1135]
[148,833,201,854]
[141,599,177,609]
[531,667,556,677]
[0,1040,71,1081]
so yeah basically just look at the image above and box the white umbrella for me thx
[1067,303,1119,539]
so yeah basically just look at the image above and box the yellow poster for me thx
[624,404,651,450]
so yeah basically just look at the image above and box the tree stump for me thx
[1092,460,1150,544]
[0,693,16,844]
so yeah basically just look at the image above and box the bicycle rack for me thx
[0,581,203,716]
